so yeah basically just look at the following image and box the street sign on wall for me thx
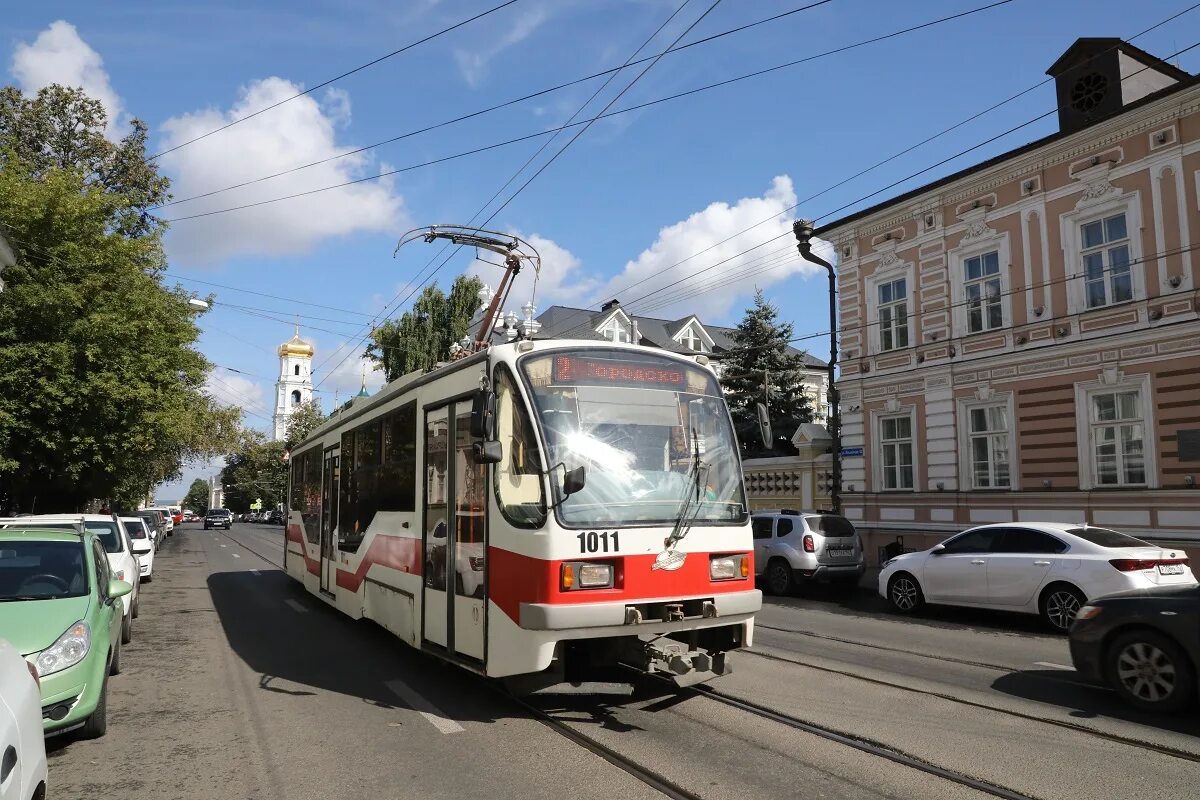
[839,447,863,457]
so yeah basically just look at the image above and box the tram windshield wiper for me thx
[655,429,709,570]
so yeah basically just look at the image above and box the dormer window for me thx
[598,320,629,343]
[679,326,707,352]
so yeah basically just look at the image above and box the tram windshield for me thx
[520,349,746,527]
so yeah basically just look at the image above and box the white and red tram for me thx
[285,340,761,689]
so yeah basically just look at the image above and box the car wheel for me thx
[1107,630,1196,712]
[1040,584,1085,633]
[143,573,152,583]
[79,676,108,739]
[109,639,122,676]
[121,611,132,644]
[887,573,924,614]
[765,559,794,595]
[132,593,140,619]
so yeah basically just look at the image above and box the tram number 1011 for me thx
[577,531,619,554]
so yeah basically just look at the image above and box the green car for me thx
[0,527,132,738]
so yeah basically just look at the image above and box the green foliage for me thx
[719,290,814,456]
[182,478,211,514]
[284,399,327,449]
[366,275,483,381]
[220,433,288,514]
[0,83,240,513]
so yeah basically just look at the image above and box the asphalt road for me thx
[43,524,1200,799]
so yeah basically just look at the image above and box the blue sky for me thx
[4,0,1198,502]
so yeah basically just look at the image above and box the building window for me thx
[291,389,301,405]
[877,278,908,351]
[294,364,300,376]
[964,251,1002,332]
[598,322,629,343]
[1080,213,1132,309]
[968,405,1010,488]
[679,326,707,352]
[1090,390,1145,486]
[879,415,913,490]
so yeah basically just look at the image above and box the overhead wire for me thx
[147,0,522,160]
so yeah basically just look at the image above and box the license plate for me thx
[826,548,853,558]
[1159,564,1185,575]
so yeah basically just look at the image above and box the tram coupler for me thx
[621,638,731,687]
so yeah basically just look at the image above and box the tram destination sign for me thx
[552,354,688,390]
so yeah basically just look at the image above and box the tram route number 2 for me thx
[577,531,619,554]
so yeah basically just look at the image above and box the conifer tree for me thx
[719,290,813,455]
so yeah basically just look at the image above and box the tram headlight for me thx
[710,554,748,581]
[561,562,615,590]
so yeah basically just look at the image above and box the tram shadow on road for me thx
[206,569,521,727]
[990,669,1200,737]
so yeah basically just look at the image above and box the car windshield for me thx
[18,521,123,553]
[1065,526,1150,548]
[521,349,746,527]
[123,520,148,539]
[209,509,229,516]
[0,540,89,600]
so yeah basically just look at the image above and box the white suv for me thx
[752,510,866,595]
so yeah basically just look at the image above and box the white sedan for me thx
[879,522,1196,632]
[122,516,155,581]
[0,638,46,800]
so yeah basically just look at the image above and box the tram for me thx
[283,229,760,690]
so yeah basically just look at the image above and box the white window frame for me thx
[864,261,914,356]
[957,393,1018,491]
[1073,372,1157,489]
[1060,191,1144,315]
[873,409,917,492]
[672,318,714,353]
[595,309,631,343]
[949,232,1011,338]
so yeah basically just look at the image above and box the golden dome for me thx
[279,333,314,358]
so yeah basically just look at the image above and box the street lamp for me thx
[793,219,840,514]
[187,297,210,311]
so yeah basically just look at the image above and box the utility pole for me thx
[793,220,840,514]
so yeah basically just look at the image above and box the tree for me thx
[284,399,326,449]
[182,478,211,514]
[366,275,483,381]
[0,84,240,513]
[719,290,813,457]
[220,433,288,514]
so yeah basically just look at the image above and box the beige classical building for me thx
[816,39,1200,562]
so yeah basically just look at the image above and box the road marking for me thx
[285,599,308,613]
[385,678,464,734]
[251,569,261,576]
[219,544,226,548]
[232,553,241,558]
[1034,661,1074,671]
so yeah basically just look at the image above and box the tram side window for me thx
[494,367,546,527]
[302,450,322,544]
[380,404,417,512]
[339,431,356,543]
[290,455,304,513]
[341,421,381,547]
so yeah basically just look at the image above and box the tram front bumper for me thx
[519,589,761,631]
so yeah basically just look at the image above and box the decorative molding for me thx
[1076,178,1120,209]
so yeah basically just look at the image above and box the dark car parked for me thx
[204,508,233,530]
[1069,584,1200,712]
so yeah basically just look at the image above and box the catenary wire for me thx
[153,0,838,210]
[146,0,522,160]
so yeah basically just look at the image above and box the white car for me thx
[122,516,155,582]
[878,522,1197,632]
[0,639,46,800]
[0,515,141,644]
[146,507,174,536]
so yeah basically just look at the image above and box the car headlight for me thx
[710,554,749,581]
[1075,605,1103,621]
[560,562,615,590]
[35,621,90,677]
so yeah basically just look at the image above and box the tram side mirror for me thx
[562,465,586,497]
[472,440,503,464]
[470,389,495,440]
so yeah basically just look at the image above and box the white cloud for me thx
[593,175,823,321]
[159,77,406,266]
[316,340,386,403]
[11,20,125,138]
[204,372,270,422]
[466,231,597,316]
[453,5,550,88]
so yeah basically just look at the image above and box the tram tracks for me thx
[743,631,1200,765]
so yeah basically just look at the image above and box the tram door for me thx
[319,449,339,594]
[422,402,487,662]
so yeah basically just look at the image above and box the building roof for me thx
[1045,37,1191,81]
[278,331,314,358]
[534,304,828,368]
[815,46,1198,237]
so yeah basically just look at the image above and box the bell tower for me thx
[273,327,315,441]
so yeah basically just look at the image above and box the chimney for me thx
[1046,38,1186,135]
[600,298,621,312]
